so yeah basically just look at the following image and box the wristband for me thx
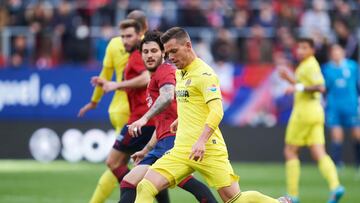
[295,83,305,92]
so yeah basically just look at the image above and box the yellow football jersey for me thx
[91,37,130,115]
[292,56,325,123]
[174,58,227,154]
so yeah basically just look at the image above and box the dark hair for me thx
[127,10,148,32]
[119,19,141,33]
[140,30,164,52]
[160,27,190,44]
[297,37,314,48]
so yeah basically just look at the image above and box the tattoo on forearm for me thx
[144,84,174,120]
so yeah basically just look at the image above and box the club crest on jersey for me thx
[146,95,153,107]
[207,84,218,92]
[185,79,191,87]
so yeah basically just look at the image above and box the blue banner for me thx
[0,68,112,121]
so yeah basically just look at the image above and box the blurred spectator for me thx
[114,0,130,26]
[252,1,276,27]
[194,38,213,65]
[25,1,54,68]
[206,0,232,28]
[0,6,9,30]
[53,0,76,64]
[91,0,116,26]
[311,30,330,65]
[6,0,27,26]
[332,0,357,31]
[274,26,297,64]
[232,8,249,28]
[211,28,236,63]
[333,18,358,61]
[177,0,208,27]
[211,29,235,109]
[67,20,91,64]
[273,0,303,29]
[95,24,113,64]
[244,24,273,64]
[300,0,331,37]
[271,51,293,123]
[9,35,29,68]
[144,0,170,30]
[212,59,234,110]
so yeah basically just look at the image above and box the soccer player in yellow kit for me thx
[77,11,149,203]
[279,38,344,203]
[135,27,291,203]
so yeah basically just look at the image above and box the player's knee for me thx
[284,147,296,160]
[122,173,138,186]
[310,147,326,161]
[105,158,119,170]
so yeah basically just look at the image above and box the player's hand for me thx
[103,81,120,93]
[77,102,97,117]
[278,66,292,83]
[128,117,148,137]
[189,140,206,162]
[284,85,295,94]
[131,150,147,165]
[170,119,178,133]
[91,76,106,87]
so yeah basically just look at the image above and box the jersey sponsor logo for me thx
[176,89,190,102]
[207,84,218,92]
[212,139,217,144]
[176,90,190,97]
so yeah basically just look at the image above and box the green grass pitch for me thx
[0,160,359,203]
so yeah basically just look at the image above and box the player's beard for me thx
[146,56,163,72]
[125,44,137,53]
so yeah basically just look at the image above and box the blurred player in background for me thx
[78,11,149,203]
[279,38,344,203]
[135,27,292,203]
[323,44,360,171]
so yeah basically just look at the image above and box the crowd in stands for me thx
[0,0,359,70]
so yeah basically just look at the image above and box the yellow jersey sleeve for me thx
[199,72,222,103]
[205,99,224,130]
[91,39,116,103]
[305,65,324,86]
[299,57,324,87]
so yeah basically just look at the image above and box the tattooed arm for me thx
[144,84,175,120]
[128,84,175,137]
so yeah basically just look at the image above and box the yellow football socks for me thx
[135,179,159,203]
[228,191,279,203]
[286,159,300,197]
[318,155,340,190]
[89,169,117,203]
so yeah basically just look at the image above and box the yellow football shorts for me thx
[108,90,130,134]
[285,120,325,146]
[150,147,239,189]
